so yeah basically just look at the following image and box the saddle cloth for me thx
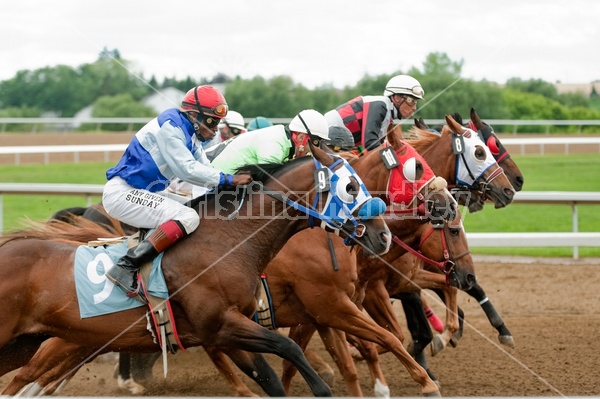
[73,237,168,319]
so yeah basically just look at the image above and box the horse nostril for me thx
[515,175,524,191]
[504,187,515,198]
[466,273,477,289]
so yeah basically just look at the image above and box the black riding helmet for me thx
[325,126,355,152]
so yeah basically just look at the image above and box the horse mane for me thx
[404,126,450,153]
[236,157,313,183]
[0,215,125,246]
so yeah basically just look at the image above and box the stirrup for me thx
[125,275,148,304]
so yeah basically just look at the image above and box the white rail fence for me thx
[2,117,600,133]
[0,185,598,259]
[2,137,600,166]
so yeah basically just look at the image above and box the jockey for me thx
[211,109,329,174]
[324,74,424,152]
[246,116,273,131]
[103,85,252,301]
[205,110,246,149]
[324,125,355,152]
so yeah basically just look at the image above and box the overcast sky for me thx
[1,0,598,89]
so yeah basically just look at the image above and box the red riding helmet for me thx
[180,85,228,119]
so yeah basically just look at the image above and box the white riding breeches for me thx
[103,177,200,234]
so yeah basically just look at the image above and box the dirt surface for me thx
[0,256,599,397]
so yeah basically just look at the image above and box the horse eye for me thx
[474,145,487,162]
[450,228,460,237]
[335,176,358,203]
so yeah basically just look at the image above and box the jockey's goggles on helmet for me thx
[408,85,424,98]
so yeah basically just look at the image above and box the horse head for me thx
[248,140,392,256]
[469,108,524,192]
[440,115,515,211]
[416,207,476,290]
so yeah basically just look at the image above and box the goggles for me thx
[224,121,244,136]
[200,103,228,119]
[401,96,418,106]
[202,115,221,129]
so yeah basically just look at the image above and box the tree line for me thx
[1,48,599,133]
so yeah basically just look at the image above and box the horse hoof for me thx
[430,335,445,357]
[499,334,515,348]
[423,390,442,397]
[449,330,463,348]
[317,368,335,387]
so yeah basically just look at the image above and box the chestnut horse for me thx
[413,108,520,348]
[0,141,392,397]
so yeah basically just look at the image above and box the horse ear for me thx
[386,122,402,149]
[445,114,464,135]
[414,117,429,130]
[309,139,334,167]
[470,108,483,129]
[451,112,463,125]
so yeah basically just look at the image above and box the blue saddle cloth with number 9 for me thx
[74,239,168,318]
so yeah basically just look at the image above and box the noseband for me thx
[391,223,470,286]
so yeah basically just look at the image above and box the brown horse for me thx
[414,108,520,347]
[1,119,456,397]
[0,141,392,397]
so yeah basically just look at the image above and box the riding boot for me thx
[106,220,186,301]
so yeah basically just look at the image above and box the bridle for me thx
[262,156,385,246]
[391,222,471,285]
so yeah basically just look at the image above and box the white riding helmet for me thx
[221,110,245,131]
[288,109,329,140]
[383,75,425,99]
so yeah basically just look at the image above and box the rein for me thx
[261,157,367,245]
[391,224,470,285]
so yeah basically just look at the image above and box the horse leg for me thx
[345,335,390,397]
[396,292,439,385]
[305,348,335,388]
[314,326,365,397]
[316,292,438,396]
[0,335,47,377]
[213,314,331,397]
[281,325,315,393]
[115,353,148,395]
[420,292,444,333]
[283,324,335,392]
[429,285,459,357]
[465,283,515,348]
[203,346,259,397]
[397,292,434,356]
[432,288,464,347]
[2,338,96,396]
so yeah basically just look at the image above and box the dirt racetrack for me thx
[0,256,599,397]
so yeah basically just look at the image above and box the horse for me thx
[413,108,519,348]
[1,119,458,397]
[0,140,392,397]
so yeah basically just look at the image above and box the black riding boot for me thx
[106,220,186,302]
